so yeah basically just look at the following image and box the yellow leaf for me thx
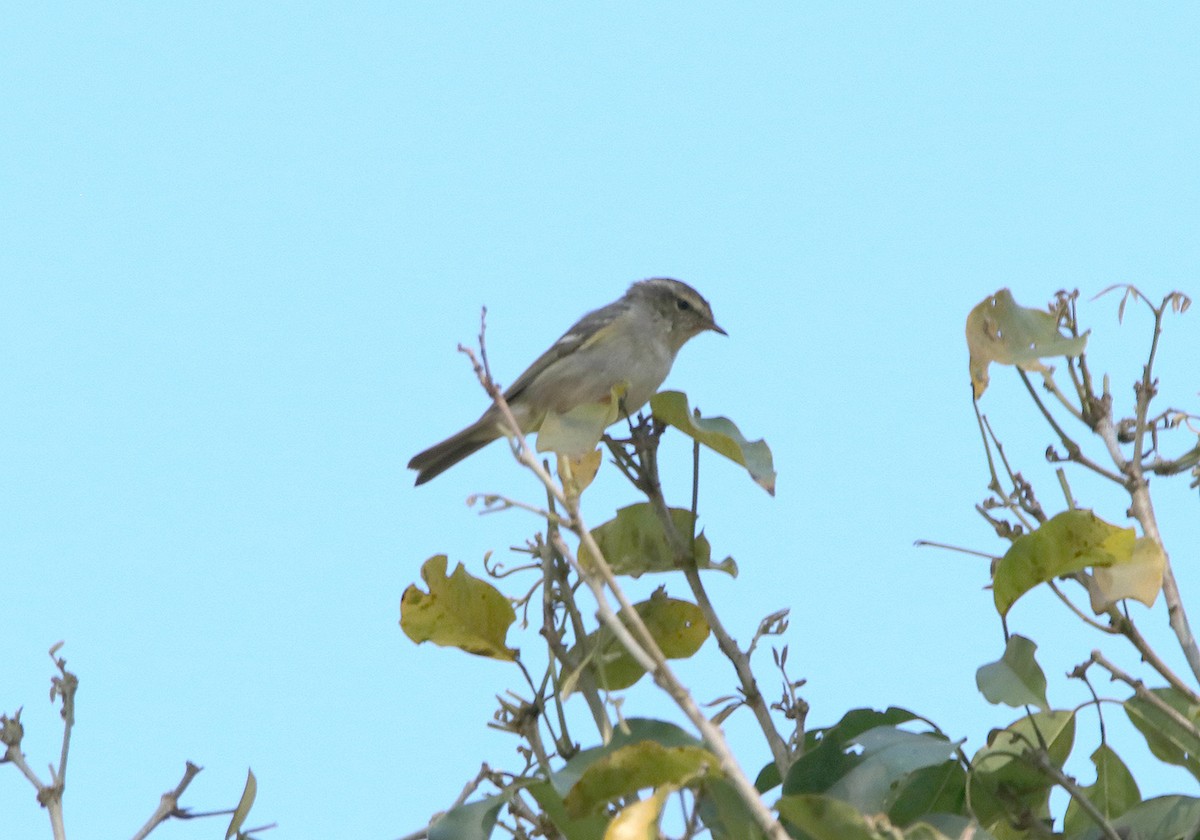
[604,787,673,840]
[400,555,518,661]
[1089,537,1165,611]
[571,592,710,690]
[966,289,1088,398]
[992,510,1134,617]
[558,449,603,495]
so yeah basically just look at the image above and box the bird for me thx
[408,277,725,485]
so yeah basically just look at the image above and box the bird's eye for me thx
[676,299,691,311]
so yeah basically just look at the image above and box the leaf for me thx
[1062,744,1141,835]
[400,555,517,661]
[549,719,704,797]
[777,794,960,840]
[696,777,771,840]
[826,726,963,813]
[650,390,776,495]
[538,382,626,457]
[966,288,1088,398]
[429,795,505,840]
[569,592,710,691]
[969,710,1075,828]
[225,768,257,840]
[604,786,673,840]
[578,502,737,577]
[526,782,609,840]
[1088,536,1165,611]
[975,635,1049,711]
[783,707,920,796]
[1075,795,1200,840]
[1124,687,1200,782]
[564,741,720,817]
[776,793,884,840]
[992,510,1135,617]
[886,761,967,827]
[559,448,603,495]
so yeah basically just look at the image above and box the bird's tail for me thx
[408,419,500,485]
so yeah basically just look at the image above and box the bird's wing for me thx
[502,299,625,401]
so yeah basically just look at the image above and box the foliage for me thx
[395,286,1200,840]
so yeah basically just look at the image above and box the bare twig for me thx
[130,761,203,840]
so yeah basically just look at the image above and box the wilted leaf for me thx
[966,289,1088,398]
[225,768,256,840]
[564,741,719,817]
[579,503,737,577]
[650,391,776,495]
[429,795,505,840]
[1125,687,1200,782]
[400,555,517,661]
[976,635,1049,711]
[992,510,1135,617]
[569,592,710,691]
[1062,744,1141,835]
[538,382,626,457]
[604,786,673,840]
[1088,536,1165,611]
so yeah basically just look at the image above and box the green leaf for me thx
[400,555,517,661]
[1075,795,1200,840]
[564,741,719,817]
[526,782,609,840]
[1062,744,1141,835]
[826,726,963,813]
[783,707,919,796]
[966,288,1088,398]
[776,793,884,840]
[912,815,997,840]
[429,795,505,840]
[569,591,709,691]
[578,503,737,577]
[886,761,967,827]
[650,390,776,495]
[550,719,703,797]
[777,794,960,840]
[969,710,1075,828]
[975,635,1049,711]
[696,777,770,840]
[225,768,257,840]
[992,510,1135,617]
[1125,687,1200,782]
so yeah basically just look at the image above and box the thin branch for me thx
[461,335,789,839]
[628,421,792,776]
[1022,748,1122,840]
[130,761,203,840]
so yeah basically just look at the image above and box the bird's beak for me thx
[710,320,728,336]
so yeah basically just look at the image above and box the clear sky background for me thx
[4,4,1200,839]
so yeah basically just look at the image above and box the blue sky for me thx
[4,4,1199,838]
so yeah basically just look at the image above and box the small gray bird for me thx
[409,278,725,485]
